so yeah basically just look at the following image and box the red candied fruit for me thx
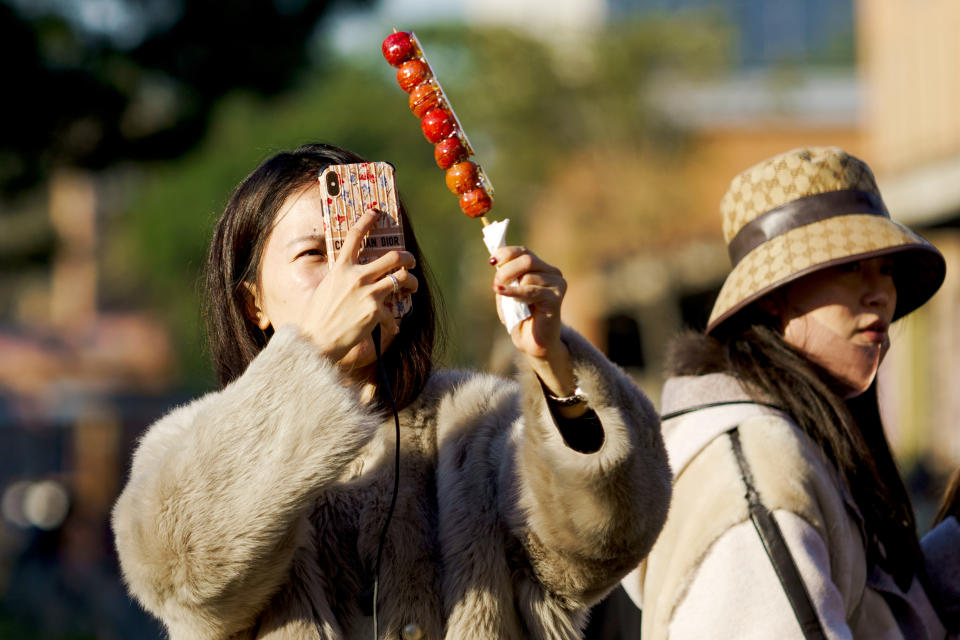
[445,161,478,195]
[409,83,442,119]
[382,31,416,67]
[459,188,492,218]
[420,108,455,143]
[397,59,430,93]
[434,136,468,169]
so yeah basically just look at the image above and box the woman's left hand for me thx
[491,246,577,399]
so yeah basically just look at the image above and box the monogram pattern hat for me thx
[707,146,946,335]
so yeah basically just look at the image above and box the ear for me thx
[242,281,271,330]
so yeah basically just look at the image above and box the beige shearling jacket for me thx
[624,372,955,640]
[112,326,671,639]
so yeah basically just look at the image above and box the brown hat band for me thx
[728,190,889,266]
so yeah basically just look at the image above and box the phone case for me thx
[318,161,411,318]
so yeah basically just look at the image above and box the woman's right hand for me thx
[299,209,417,363]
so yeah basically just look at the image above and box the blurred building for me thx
[466,0,608,31]
[857,0,960,475]
[0,169,177,636]
[526,0,960,474]
[610,0,854,68]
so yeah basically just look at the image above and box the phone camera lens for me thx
[326,171,340,197]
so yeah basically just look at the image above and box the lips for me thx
[856,319,889,344]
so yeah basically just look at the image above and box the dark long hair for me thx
[669,308,922,589]
[202,143,442,409]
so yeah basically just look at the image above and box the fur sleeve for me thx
[507,327,671,606]
[111,326,380,638]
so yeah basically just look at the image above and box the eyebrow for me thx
[285,233,324,248]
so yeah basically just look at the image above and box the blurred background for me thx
[1,0,958,637]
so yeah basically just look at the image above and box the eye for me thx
[837,261,862,273]
[295,248,326,260]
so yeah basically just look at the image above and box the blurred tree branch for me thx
[0,0,369,196]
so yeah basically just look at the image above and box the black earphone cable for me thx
[370,324,401,639]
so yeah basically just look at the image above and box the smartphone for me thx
[318,161,411,318]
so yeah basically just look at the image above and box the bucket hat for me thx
[707,146,945,335]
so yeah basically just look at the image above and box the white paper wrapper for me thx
[481,219,532,334]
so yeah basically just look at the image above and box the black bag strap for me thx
[727,427,828,640]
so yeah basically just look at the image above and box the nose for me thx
[862,268,896,314]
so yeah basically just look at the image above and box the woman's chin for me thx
[338,328,396,377]
[337,338,375,373]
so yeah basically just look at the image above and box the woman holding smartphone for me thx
[624,147,959,639]
[111,143,671,639]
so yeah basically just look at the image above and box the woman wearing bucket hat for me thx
[621,147,959,638]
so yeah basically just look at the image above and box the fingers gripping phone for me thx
[319,161,412,318]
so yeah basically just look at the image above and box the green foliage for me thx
[0,0,370,195]
[110,17,730,386]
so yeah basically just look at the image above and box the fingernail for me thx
[488,256,498,266]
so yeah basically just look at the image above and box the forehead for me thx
[269,185,325,238]
[788,255,895,295]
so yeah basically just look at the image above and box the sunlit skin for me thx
[247,185,583,415]
[490,245,584,418]
[246,186,418,391]
[765,256,898,394]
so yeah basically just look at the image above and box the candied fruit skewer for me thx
[385,29,531,332]
[406,32,478,159]
[383,30,493,225]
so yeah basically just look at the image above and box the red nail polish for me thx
[488,256,497,266]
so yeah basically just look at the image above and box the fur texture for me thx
[112,326,670,639]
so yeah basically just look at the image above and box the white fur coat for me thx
[112,326,670,639]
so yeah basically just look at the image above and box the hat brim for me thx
[707,214,946,335]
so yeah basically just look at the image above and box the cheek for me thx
[261,262,326,321]
[288,263,327,289]
[784,303,852,343]
[806,305,849,336]
[782,309,834,356]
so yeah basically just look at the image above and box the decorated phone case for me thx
[318,161,412,318]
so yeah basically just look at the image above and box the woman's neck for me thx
[342,363,379,405]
